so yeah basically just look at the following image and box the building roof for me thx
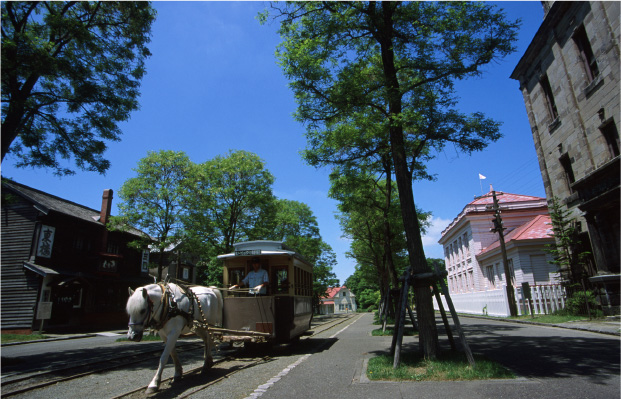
[321,286,355,300]
[3,179,105,225]
[478,215,554,257]
[469,192,545,206]
[2,179,143,237]
[441,190,547,238]
[325,286,342,299]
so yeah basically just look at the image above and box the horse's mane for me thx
[126,284,159,316]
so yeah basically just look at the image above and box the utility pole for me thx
[490,190,519,317]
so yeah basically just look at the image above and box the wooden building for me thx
[1,180,152,333]
[437,192,558,316]
[319,286,357,315]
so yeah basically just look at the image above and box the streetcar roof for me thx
[216,240,313,267]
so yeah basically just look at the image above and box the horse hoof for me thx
[172,376,182,384]
[145,387,158,395]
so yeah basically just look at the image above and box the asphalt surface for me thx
[2,314,619,399]
[253,313,620,399]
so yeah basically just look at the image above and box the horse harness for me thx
[148,283,210,331]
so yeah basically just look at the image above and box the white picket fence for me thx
[433,284,567,317]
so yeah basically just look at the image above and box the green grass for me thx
[371,327,417,336]
[1,333,49,343]
[367,351,515,381]
[513,314,589,323]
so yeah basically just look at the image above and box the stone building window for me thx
[559,153,576,192]
[540,74,559,124]
[600,120,620,158]
[573,24,599,82]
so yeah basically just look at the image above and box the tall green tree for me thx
[182,150,276,284]
[266,198,339,310]
[114,150,192,281]
[268,1,519,358]
[1,1,155,175]
[546,198,593,287]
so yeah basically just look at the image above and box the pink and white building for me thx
[436,191,561,316]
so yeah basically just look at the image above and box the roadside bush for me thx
[565,290,600,316]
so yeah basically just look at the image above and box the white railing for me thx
[516,284,567,316]
[433,284,567,317]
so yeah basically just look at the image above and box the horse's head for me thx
[126,287,153,342]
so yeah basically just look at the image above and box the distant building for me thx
[148,241,198,285]
[437,192,557,316]
[1,180,151,333]
[510,1,619,314]
[319,286,357,315]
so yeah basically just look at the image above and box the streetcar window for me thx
[272,267,289,294]
[229,268,245,286]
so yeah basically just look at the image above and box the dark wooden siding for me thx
[1,198,40,331]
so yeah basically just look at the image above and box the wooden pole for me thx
[432,264,475,367]
[406,304,418,331]
[491,190,518,317]
[433,283,456,351]
[393,272,410,368]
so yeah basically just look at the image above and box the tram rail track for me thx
[1,315,354,398]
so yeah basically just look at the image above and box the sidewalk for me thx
[460,314,620,336]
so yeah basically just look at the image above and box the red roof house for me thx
[319,286,357,315]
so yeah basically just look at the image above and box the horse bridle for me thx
[128,288,156,329]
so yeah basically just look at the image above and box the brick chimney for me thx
[100,189,113,225]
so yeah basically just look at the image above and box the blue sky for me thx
[2,1,547,285]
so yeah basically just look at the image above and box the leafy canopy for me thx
[1,1,155,175]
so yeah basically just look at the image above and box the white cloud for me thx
[422,216,451,259]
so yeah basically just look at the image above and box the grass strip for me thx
[1,333,49,343]
[367,351,515,381]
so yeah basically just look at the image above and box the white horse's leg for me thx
[170,347,183,383]
[195,328,214,372]
[146,322,182,394]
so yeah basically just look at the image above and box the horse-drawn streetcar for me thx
[126,240,313,393]
[219,240,314,343]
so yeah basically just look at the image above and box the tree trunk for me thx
[377,1,438,358]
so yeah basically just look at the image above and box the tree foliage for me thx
[113,150,192,281]
[545,197,592,286]
[268,1,520,358]
[183,150,276,256]
[1,1,155,175]
[114,149,340,291]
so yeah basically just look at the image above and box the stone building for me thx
[510,1,619,314]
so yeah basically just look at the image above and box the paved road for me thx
[1,314,619,399]
[251,313,620,399]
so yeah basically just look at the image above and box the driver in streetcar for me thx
[229,257,269,296]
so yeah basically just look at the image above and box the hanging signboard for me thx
[36,225,55,258]
[141,250,150,272]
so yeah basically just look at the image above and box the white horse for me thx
[126,283,223,394]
